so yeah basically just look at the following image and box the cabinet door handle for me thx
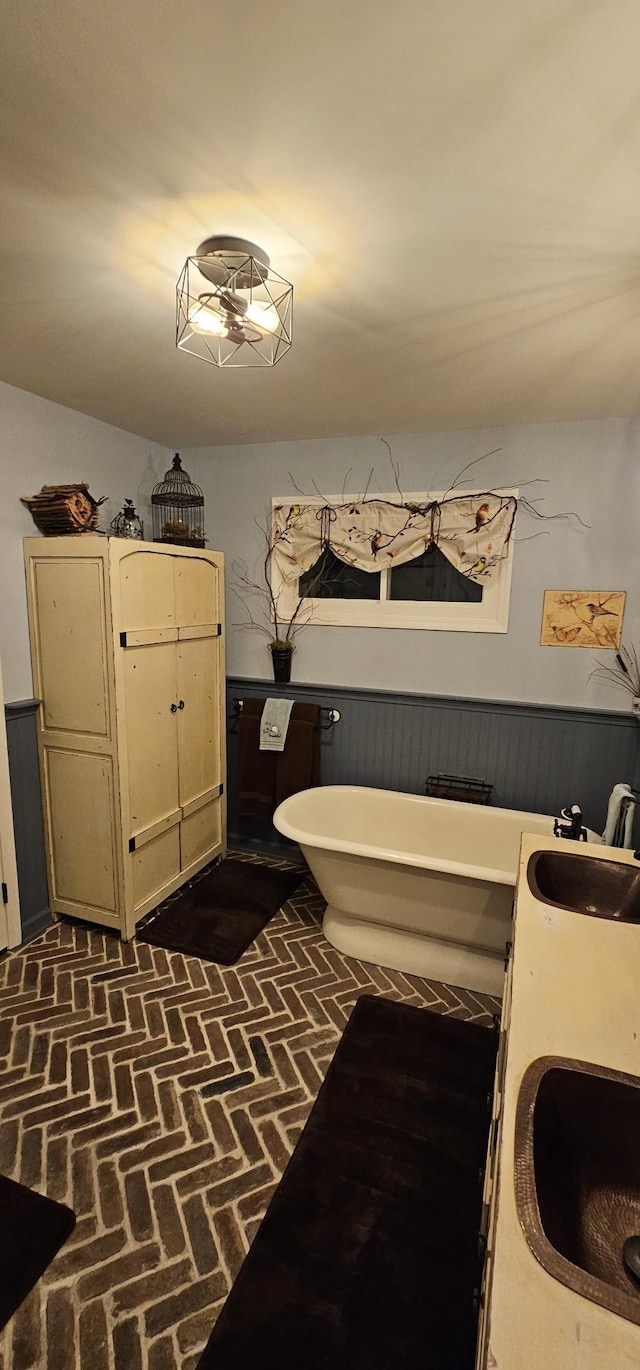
[170,703,178,713]
[178,700,185,710]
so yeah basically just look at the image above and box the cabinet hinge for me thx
[216,623,222,636]
[1,883,7,905]
[128,837,136,853]
[120,632,128,648]
[219,782,224,796]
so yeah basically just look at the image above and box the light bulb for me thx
[188,299,227,336]
[187,291,279,342]
[244,301,280,334]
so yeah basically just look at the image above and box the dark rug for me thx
[0,1175,76,1330]
[197,994,498,1370]
[137,857,305,965]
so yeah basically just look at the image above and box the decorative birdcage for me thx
[151,454,205,548]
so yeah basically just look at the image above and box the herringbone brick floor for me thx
[0,857,499,1370]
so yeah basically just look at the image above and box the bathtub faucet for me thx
[554,804,587,842]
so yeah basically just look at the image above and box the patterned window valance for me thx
[272,493,517,587]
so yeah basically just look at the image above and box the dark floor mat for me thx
[0,1175,76,1331]
[137,857,305,965]
[196,993,498,1370]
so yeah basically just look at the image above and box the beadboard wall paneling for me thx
[5,699,51,941]
[6,687,638,943]
[226,677,640,853]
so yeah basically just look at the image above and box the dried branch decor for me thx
[233,444,588,651]
[273,447,586,591]
[233,524,330,654]
[590,643,640,716]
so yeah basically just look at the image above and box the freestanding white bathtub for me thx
[274,785,556,997]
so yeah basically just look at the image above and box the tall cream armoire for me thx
[24,536,226,940]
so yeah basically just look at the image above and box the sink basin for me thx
[527,849,640,921]
[515,1057,640,1324]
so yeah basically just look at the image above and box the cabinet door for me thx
[177,634,222,807]
[123,642,181,846]
[33,558,110,736]
[177,633,223,868]
[44,749,118,914]
[174,555,220,628]
[119,550,176,632]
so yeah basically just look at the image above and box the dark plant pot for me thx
[270,645,293,683]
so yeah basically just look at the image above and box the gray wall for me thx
[186,415,640,712]
[0,379,170,702]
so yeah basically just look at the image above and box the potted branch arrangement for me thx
[591,642,640,717]
[233,521,317,684]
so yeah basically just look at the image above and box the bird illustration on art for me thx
[585,601,617,623]
[466,554,487,577]
[474,502,490,530]
[570,592,622,636]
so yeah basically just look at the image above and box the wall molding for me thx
[5,698,41,719]
[20,904,53,944]
[228,676,636,727]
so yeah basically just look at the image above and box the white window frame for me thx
[272,490,517,633]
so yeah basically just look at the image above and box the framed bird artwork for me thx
[540,590,626,649]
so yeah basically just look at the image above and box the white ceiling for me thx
[2,0,640,447]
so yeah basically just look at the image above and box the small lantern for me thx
[151,454,205,547]
[110,498,144,540]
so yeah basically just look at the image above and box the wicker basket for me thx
[22,484,106,536]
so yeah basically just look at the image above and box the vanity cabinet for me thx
[476,938,514,1369]
[24,537,226,940]
[475,835,640,1369]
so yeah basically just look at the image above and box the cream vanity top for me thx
[483,833,640,1369]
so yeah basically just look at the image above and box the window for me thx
[272,490,516,633]
[388,544,483,603]
[299,548,381,601]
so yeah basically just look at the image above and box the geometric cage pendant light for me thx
[176,236,293,367]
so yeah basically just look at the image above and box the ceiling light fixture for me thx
[176,236,293,367]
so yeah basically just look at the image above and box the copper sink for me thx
[515,1057,640,1324]
[527,850,640,921]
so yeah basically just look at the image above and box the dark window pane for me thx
[389,544,483,602]
[299,547,381,600]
